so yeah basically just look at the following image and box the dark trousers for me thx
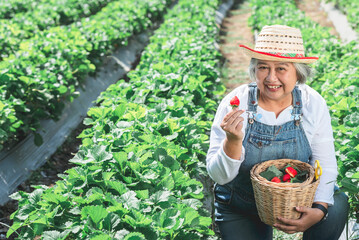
[216,189,349,240]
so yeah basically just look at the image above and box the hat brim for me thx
[239,45,318,64]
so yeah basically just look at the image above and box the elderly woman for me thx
[206,25,349,240]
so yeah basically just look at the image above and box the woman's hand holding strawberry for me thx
[220,96,245,160]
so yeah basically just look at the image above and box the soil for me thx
[295,0,340,38]
[219,0,253,93]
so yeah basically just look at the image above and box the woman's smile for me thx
[265,84,282,90]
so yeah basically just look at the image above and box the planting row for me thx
[325,0,359,33]
[249,0,359,225]
[8,0,225,239]
[0,0,114,60]
[0,0,38,19]
[0,0,171,151]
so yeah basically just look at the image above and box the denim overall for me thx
[214,83,349,240]
[214,83,311,238]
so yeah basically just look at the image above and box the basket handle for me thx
[314,160,322,180]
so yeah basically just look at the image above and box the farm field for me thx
[0,0,358,239]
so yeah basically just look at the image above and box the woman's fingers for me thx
[221,109,245,135]
[235,117,244,130]
[227,109,245,122]
[222,108,243,122]
[227,111,244,125]
[230,113,244,128]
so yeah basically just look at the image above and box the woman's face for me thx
[255,60,297,103]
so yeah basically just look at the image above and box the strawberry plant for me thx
[0,87,23,150]
[0,0,38,19]
[8,0,225,238]
[0,0,115,60]
[0,0,172,149]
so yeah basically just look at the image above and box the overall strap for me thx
[292,86,303,126]
[247,82,258,124]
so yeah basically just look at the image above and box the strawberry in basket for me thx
[260,164,308,183]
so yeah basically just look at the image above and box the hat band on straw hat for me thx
[239,44,319,64]
[269,52,304,58]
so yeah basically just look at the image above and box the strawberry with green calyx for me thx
[285,167,297,178]
[271,177,281,183]
[282,173,291,182]
[230,96,240,108]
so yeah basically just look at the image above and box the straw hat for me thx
[239,25,318,64]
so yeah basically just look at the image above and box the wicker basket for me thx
[250,159,320,226]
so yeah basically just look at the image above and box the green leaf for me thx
[42,230,70,239]
[291,170,309,183]
[86,187,105,203]
[129,209,152,226]
[29,189,45,205]
[115,230,130,239]
[259,165,283,181]
[180,207,199,226]
[352,171,359,179]
[82,138,93,147]
[88,107,105,119]
[83,118,94,125]
[34,223,46,236]
[113,151,128,166]
[124,232,146,240]
[113,104,127,118]
[198,216,212,229]
[147,190,172,205]
[107,181,127,195]
[162,155,181,171]
[182,199,202,210]
[0,101,4,111]
[155,208,181,229]
[42,193,67,204]
[6,221,22,238]
[81,205,108,226]
[58,85,68,94]
[9,192,22,201]
[120,191,140,209]
[87,145,112,163]
[15,204,34,221]
[337,97,349,111]
[158,172,175,191]
[340,178,359,194]
[90,233,112,240]
[154,148,167,161]
[102,171,115,181]
[135,189,149,199]
[103,212,121,230]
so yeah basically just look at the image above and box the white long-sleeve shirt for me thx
[206,83,338,205]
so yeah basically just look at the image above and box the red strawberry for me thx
[285,167,297,178]
[230,96,240,108]
[282,173,291,182]
[271,177,281,183]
